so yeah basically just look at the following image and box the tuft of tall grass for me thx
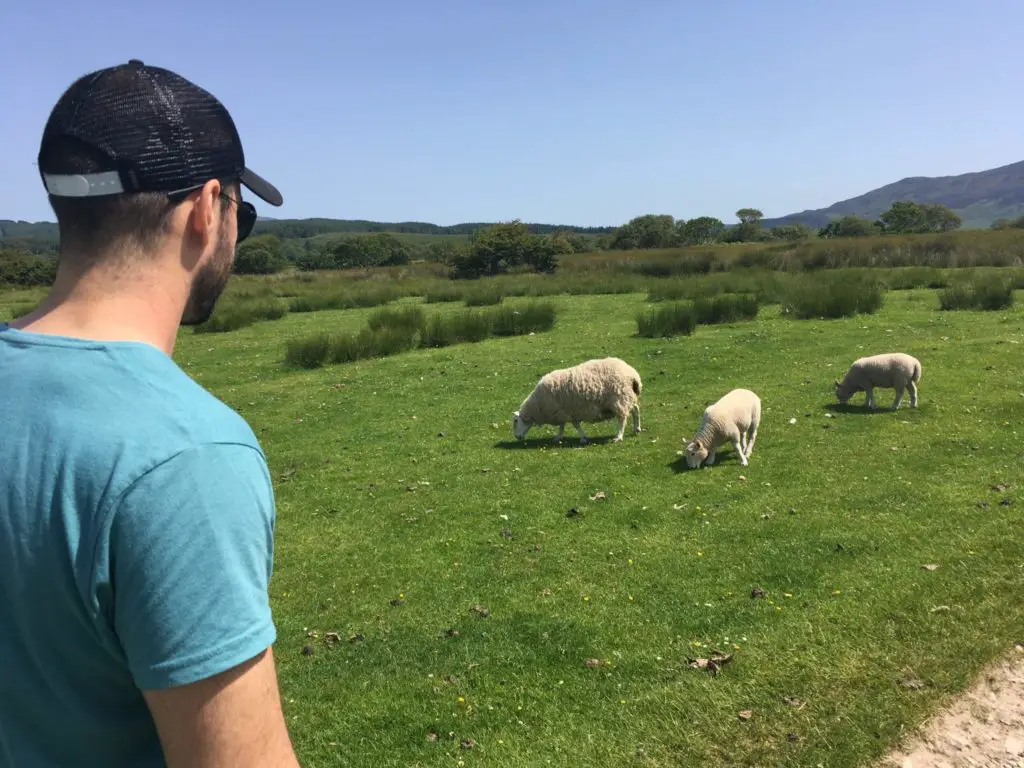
[463,285,505,307]
[366,306,427,335]
[284,334,331,369]
[193,299,287,334]
[782,274,885,319]
[939,277,1015,311]
[421,310,492,348]
[424,284,464,303]
[489,301,557,336]
[329,326,419,363]
[636,302,697,338]
[692,294,760,325]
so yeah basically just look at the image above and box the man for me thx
[0,60,301,767]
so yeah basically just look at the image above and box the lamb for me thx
[512,357,642,445]
[834,352,921,410]
[681,388,761,468]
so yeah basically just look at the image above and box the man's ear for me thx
[187,179,224,247]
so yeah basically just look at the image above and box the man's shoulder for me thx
[112,342,263,454]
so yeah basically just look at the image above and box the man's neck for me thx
[10,263,186,356]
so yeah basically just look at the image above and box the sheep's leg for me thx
[612,413,628,442]
[865,386,876,409]
[733,438,748,466]
[631,405,641,434]
[573,420,589,445]
[891,386,905,411]
[746,423,758,457]
[554,424,565,443]
[908,380,918,408]
[706,450,717,466]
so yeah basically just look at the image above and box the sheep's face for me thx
[684,440,708,468]
[834,378,855,404]
[512,411,532,440]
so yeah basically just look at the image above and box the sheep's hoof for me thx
[613,436,623,443]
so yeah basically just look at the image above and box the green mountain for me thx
[763,160,1024,230]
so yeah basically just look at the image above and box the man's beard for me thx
[181,224,234,326]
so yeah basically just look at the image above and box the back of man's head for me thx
[37,60,283,264]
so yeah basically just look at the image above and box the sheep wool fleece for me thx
[0,324,278,768]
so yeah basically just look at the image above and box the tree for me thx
[990,218,1011,230]
[724,208,767,243]
[771,223,814,241]
[677,216,725,245]
[330,233,412,268]
[818,215,878,238]
[452,220,559,278]
[878,201,961,234]
[735,208,764,225]
[923,204,961,233]
[233,234,286,274]
[609,214,679,250]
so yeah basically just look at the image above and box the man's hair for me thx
[43,136,232,261]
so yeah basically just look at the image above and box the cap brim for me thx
[239,167,283,207]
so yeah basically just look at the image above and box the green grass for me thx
[5,276,1023,767]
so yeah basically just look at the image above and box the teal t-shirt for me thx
[0,325,278,768]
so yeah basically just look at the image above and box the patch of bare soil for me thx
[880,644,1024,768]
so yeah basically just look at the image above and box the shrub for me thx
[288,285,399,313]
[939,277,1014,311]
[367,306,426,335]
[489,301,557,336]
[692,294,759,325]
[285,334,331,369]
[636,302,697,338]
[782,275,884,319]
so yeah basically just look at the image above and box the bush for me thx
[0,250,57,286]
[637,302,697,338]
[366,306,426,335]
[692,294,759,325]
[489,301,557,336]
[782,275,884,319]
[939,277,1014,311]
[284,334,331,369]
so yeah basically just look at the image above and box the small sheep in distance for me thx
[682,388,761,468]
[834,352,921,410]
[512,357,642,445]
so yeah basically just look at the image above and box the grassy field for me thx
[2,279,1022,767]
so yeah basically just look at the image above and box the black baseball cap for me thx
[37,59,283,207]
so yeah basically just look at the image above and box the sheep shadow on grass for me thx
[823,402,917,416]
[668,451,746,474]
[493,436,618,450]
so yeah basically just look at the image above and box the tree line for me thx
[607,200,966,250]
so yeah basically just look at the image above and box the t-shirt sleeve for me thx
[108,442,278,690]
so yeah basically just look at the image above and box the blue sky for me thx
[2,0,1022,226]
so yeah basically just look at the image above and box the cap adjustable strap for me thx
[42,171,124,197]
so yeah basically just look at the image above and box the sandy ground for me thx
[879,644,1024,768]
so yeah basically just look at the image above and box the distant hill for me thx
[763,160,1024,230]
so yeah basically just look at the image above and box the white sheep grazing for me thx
[512,357,642,444]
[834,352,921,410]
[682,388,761,468]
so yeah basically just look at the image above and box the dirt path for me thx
[879,643,1024,768]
